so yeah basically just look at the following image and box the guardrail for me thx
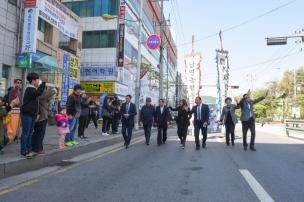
[285,119,304,136]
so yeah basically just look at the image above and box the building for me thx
[0,0,23,96]
[17,0,82,103]
[62,0,177,106]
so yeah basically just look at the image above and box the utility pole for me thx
[294,68,297,96]
[166,47,169,101]
[134,0,143,129]
[159,0,164,99]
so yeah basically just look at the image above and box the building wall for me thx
[0,0,23,95]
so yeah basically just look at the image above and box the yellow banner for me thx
[69,55,80,80]
[81,82,115,94]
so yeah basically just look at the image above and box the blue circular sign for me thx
[146,34,161,50]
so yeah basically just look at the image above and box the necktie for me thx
[198,105,201,121]
[126,104,129,113]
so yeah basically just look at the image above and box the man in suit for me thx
[154,99,171,146]
[121,95,137,149]
[191,97,210,150]
[140,97,155,145]
[237,90,268,151]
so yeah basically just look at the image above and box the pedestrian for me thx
[20,73,46,158]
[101,97,111,136]
[32,81,57,154]
[237,90,268,151]
[218,97,239,146]
[169,99,191,149]
[55,107,70,149]
[65,84,82,147]
[6,79,22,143]
[154,99,171,146]
[86,97,98,129]
[140,97,155,145]
[190,97,210,150]
[121,95,137,149]
[169,100,184,144]
[78,92,91,139]
[106,98,115,134]
[111,99,121,134]
[0,96,10,154]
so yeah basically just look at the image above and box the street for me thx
[0,126,303,202]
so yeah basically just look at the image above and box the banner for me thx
[61,53,70,102]
[117,24,125,67]
[21,8,39,53]
[69,55,80,80]
[38,0,79,39]
[80,64,116,81]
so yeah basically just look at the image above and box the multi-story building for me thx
[17,0,82,102]
[0,0,23,96]
[62,0,177,106]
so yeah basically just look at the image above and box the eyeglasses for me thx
[16,82,22,84]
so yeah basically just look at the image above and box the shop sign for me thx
[24,0,37,8]
[80,64,116,81]
[81,82,115,95]
[21,8,39,53]
[69,55,80,80]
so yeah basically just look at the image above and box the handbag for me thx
[3,111,12,125]
[102,108,111,118]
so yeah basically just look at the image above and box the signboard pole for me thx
[134,0,143,130]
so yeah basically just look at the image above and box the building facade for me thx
[0,0,23,96]
[63,0,177,106]
[17,0,82,102]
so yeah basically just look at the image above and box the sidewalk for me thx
[0,125,147,179]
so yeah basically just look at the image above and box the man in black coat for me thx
[154,99,171,146]
[191,97,210,150]
[140,97,155,145]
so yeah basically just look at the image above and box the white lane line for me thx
[239,169,274,202]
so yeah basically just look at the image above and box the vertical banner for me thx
[62,54,70,103]
[117,0,126,67]
[69,55,80,92]
[21,8,39,53]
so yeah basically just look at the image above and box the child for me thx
[55,107,70,149]
[0,97,9,154]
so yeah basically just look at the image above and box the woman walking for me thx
[219,97,239,146]
[101,97,111,136]
[169,99,191,149]
[78,92,90,139]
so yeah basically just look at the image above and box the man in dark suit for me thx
[121,95,137,149]
[140,97,155,145]
[191,97,210,150]
[237,90,268,151]
[154,99,171,146]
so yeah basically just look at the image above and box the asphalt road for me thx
[0,126,303,202]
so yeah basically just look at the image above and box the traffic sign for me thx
[146,34,161,50]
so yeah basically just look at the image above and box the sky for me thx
[164,0,304,97]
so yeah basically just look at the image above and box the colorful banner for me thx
[61,53,70,102]
[21,8,39,53]
[117,24,125,67]
[38,0,79,39]
[80,64,116,81]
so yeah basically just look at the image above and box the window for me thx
[2,65,10,79]
[8,0,17,6]
[82,30,117,48]
[64,0,118,17]
[38,18,46,33]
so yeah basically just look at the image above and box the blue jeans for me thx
[65,117,78,142]
[20,115,36,154]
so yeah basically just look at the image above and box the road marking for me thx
[0,179,39,196]
[239,169,274,202]
[0,137,145,196]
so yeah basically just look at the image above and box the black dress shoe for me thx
[250,147,256,151]
[244,147,247,151]
[226,143,230,146]
[202,143,206,148]
[232,141,235,146]
[196,146,200,150]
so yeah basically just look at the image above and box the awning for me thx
[33,55,63,73]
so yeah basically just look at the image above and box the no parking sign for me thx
[146,34,161,50]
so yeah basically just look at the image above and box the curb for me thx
[0,129,148,179]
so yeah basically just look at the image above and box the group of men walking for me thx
[123,89,268,151]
